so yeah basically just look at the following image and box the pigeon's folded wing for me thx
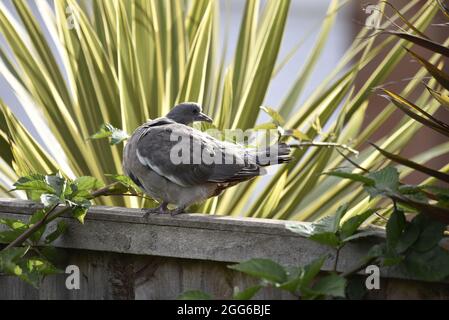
[136,124,261,187]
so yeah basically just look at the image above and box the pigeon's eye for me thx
[193,109,199,114]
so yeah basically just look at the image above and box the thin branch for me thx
[3,203,60,250]
[2,183,147,251]
[290,141,359,156]
[337,149,369,173]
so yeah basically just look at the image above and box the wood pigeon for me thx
[123,102,291,215]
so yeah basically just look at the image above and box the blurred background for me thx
[1,0,354,151]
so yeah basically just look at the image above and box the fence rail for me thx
[0,198,448,299]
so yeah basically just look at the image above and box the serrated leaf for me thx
[45,220,67,244]
[72,205,89,224]
[278,266,303,293]
[105,174,141,194]
[308,273,347,299]
[396,223,420,254]
[228,259,287,284]
[12,174,53,194]
[300,256,326,288]
[310,232,341,248]
[372,144,449,184]
[404,246,449,281]
[365,167,400,198]
[0,230,23,244]
[386,209,406,250]
[340,209,377,240]
[410,214,446,252]
[90,124,129,145]
[0,218,26,230]
[44,174,66,196]
[233,285,262,300]
[0,247,28,275]
[40,193,60,208]
[73,176,104,191]
[332,204,348,233]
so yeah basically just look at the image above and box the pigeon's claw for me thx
[143,202,169,217]
[169,206,186,216]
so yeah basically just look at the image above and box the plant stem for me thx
[3,203,59,250]
[1,183,146,251]
[333,247,341,272]
[290,141,359,156]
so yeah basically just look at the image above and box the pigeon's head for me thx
[166,102,213,125]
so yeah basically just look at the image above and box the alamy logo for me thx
[365,265,380,290]
[168,129,282,165]
[65,265,80,290]
[364,4,382,29]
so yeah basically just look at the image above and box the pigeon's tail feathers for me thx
[251,142,292,166]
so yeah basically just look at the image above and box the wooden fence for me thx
[0,198,448,300]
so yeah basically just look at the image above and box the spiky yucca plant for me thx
[0,0,447,221]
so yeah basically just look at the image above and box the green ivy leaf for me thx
[300,257,326,288]
[410,214,446,252]
[278,266,303,293]
[404,246,449,281]
[0,247,28,276]
[105,174,141,194]
[44,174,66,197]
[228,259,287,284]
[40,194,60,208]
[399,185,428,203]
[233,285,262,300]
[45,221,67,244]
[90,124,129,145]
[73,176,104,192]
[396,223,420,254]
[72,206,89,224]
[345,277,367,300]
[365,167,399,198]
[309,232,341,248]
[28,209,46,243]
[386,209,406,250]
[0,230,23,244]
[287,207,348,248]
[340,209,377,240]
[0,218,27,230]
[304,273,347,299]
[12,174,53,194]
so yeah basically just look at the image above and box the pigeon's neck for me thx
[166,114,190,125]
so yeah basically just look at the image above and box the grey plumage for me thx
[123,102,290,215]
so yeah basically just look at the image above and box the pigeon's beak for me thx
[198,112,213,123]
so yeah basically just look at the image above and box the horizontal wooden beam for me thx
[0,198,404,280]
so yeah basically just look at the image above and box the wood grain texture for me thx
[1,198,448,300]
